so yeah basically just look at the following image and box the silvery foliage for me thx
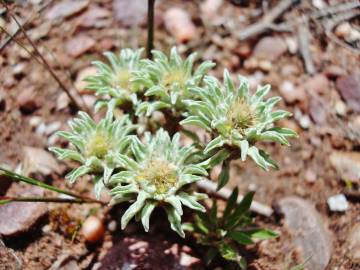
[51,47,297,237]
[109,129,208,237]
[49,112,137,198]
[133,47,215,116]
[181,70,298,170]
[83,48,144,113]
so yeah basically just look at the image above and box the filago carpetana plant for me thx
[51,47,297,268]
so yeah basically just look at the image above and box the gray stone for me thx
[0,238,22,270]
[46,0,89,21]
[22,146,60,177]
[253,36,287,61]
[0,186,47,236]
[329,151,360,183]
[336,73,360,112]
[347,224,360,263]
[113,0,147,27]
[49,254,80,270]
[278,197,332,270]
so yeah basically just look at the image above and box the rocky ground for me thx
[0,0,360,269]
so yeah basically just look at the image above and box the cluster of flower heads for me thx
[51,47,297,236]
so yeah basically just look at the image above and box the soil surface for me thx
[0,0,360,269]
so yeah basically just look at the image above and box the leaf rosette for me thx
[108,129,208,237]
[134,47,215,116]
[181,70,298,170]
[49,112,137,197]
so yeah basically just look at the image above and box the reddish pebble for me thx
[81,216,105,243]
[164,8,197,43]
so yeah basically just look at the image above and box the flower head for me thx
[84,48,144,112]
[135,47,215,116]
[49,112,137,197]
[108,129,208,237]
[181,70,298,170]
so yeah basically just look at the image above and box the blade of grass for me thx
[0,167,105,205]
[0,196,101,204]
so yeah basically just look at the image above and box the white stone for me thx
[327,194,349,212]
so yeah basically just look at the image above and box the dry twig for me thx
[1,1,89,113]
[236,0,300,40]
[297,19,316,74]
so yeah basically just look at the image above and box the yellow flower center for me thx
[137,159,177,194]
[113,69,132,90]
[162,69,187,89]
[227,98,258,134]
[85,132,110,158]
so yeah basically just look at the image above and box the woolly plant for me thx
[51,47,297,268]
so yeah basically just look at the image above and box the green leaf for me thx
[210,199,218,225]
[226,191,254,229]
[218,241,246,268]
[228,231,254,245]
[204,136,226,154]
[269,127,298,138]
[0,167,86,200]
[178,192,206,212]
[166,206,185,238]
[141,201,156,232]
[247,146,268,170]
[0,199,11,205]
[121,191,148,229]
[194,214,210,234]
[259,150,279,170]
[243,229,279,240]
[204,247,218,266]
[199,149,231,169]
[239,140,249,161]
[223,187,239,219]
[217,160,230,191]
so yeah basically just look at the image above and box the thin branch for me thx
[146,0,156,59]
[323,10,360,55]
[0,167,106,205]
[0,25,43,65]
[0,0,53,52]
[1,1,89,113]
[297,18,316,74]
[196,179,274,217]
[236,0,299,40]
[0,196,104,205]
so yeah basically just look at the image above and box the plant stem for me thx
[146,0,155,59]
[0,196,103,205]
[0,167,105,205]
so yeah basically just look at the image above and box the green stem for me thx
[0,167,105,205]
[146,0,155,59]
[0,196,103,205]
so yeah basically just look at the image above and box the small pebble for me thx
[335,22,351,39]
[29,116,43,128]
[107,220,117,232]
[164,8,197,43]
[327,194,349,212]
[45,121,61,135]
[304,169,317,183]
[81,216,105,243]
[334,100,347,116]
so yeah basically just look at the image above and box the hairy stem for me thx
[146,0,156,59]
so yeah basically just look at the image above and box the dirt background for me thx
[0,0,360,269]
